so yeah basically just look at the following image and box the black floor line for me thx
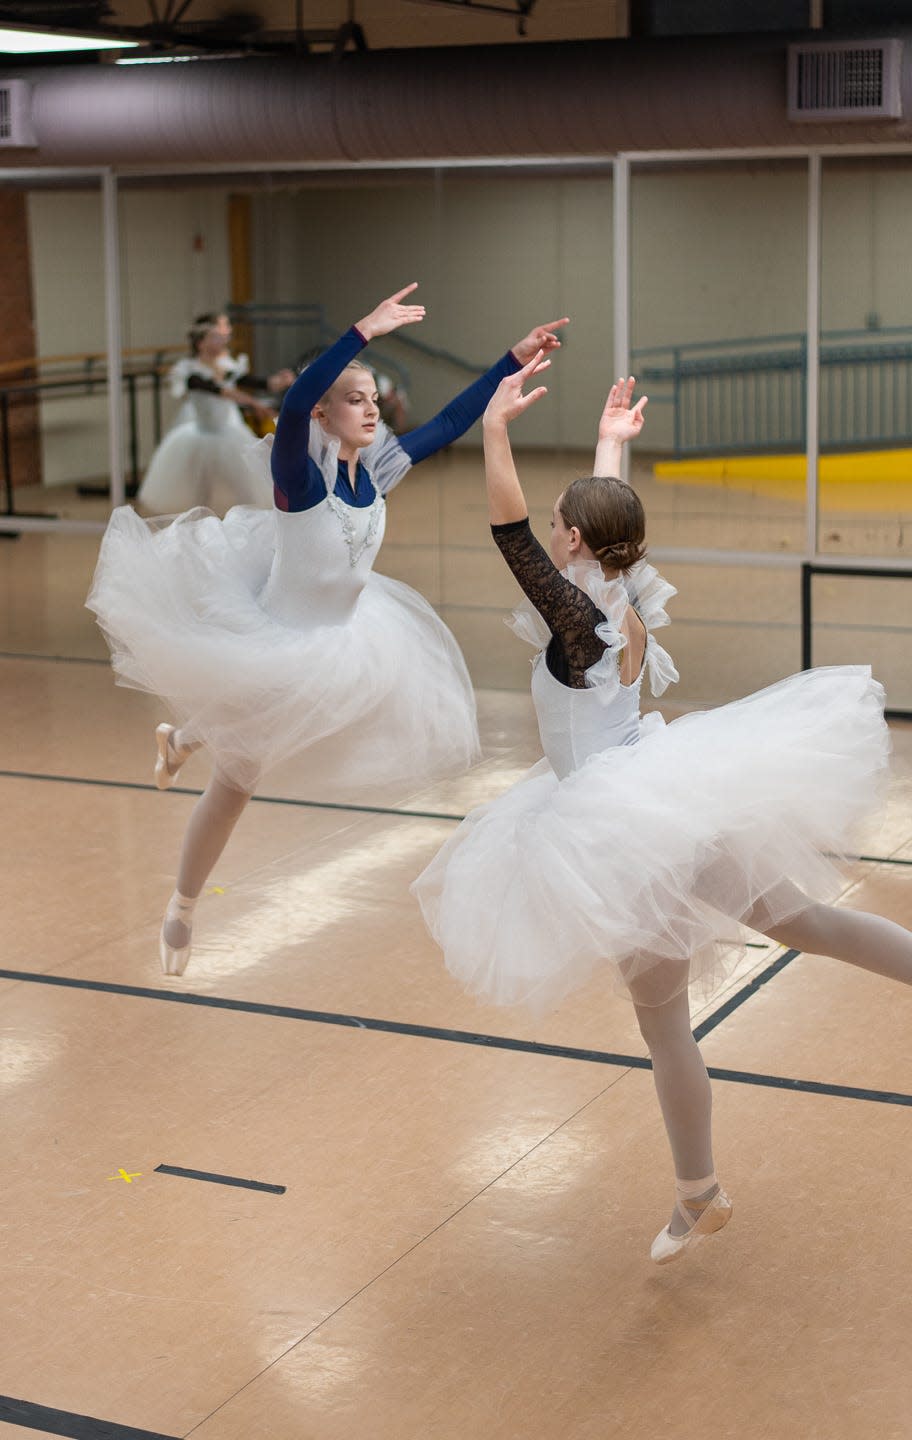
[155,1163,285,1194]
[4,768,912,866]
[0,1395,178,1440]
[693,949,800,1041]
[857,853,912,866]
[0,650,109,666]
[0,769,464,823]
[1,967,908,1108]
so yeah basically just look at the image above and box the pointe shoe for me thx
[159,892,195,976]
[159,928,192,976]
[154,723,185,791]
[650,1185,732,1265]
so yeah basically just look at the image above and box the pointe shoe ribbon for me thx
[650,1184,732,1265]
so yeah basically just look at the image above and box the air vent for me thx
[788,38,903,121]
[0,80,36,148]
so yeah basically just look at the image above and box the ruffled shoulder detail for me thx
[505,556,679,696]
[219,353,250,383]
[623,559,679,696]
[623,558,676,633]
[167,356,199,399]
[506,599,551,651]
[360,422,412,496]
[565,560,630,688]
[505,560,630,685]
[643,636,679,697]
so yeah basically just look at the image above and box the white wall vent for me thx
[0,80,36,147]
[788,38,903,121]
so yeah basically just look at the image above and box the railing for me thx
[633,326,912,456]
[802,559,912,721]
[227,300,489,385]
[0,345,185,520]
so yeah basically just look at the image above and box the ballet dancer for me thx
[412,354,912,1264]
[88,286,569,977]
[137,311,294,515]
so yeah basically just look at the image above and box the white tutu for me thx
[138,355,271,516]
[413,663,890,1013]
[137,419,270,515]
[87,500,480,798]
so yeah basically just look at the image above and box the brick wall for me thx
[0,190,40,491]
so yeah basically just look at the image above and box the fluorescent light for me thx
[0,26,139,54]
[115,51,245,65]
[115,53,202,66]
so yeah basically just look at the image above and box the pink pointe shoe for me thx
[159,892,195,976]
[650,1176,732,1265]
[154,723,186,790]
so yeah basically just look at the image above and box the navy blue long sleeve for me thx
[270,325,522,513]
[397,351,521,465]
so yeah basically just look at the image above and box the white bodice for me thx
[511,559,679,781]
[170,355,251,437]
[260,492,386,627]
[531,649,644,779]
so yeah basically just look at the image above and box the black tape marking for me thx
[154,1163,285,1194]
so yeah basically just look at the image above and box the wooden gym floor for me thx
[1,502,911,1440]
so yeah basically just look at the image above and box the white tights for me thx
[160,766,253,950]
[633,885,912,1223]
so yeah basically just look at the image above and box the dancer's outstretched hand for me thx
[357,284,426,341]
[511,317,569,365]
[484,351,551,427]
[598,376,648,444]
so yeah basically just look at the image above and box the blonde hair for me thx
[558,475,646,573]
[316,359,375,409]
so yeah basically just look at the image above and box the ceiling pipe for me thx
[6,33,912,168]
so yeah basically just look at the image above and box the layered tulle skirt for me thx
[412,666,890,1011]
[137,420,270,516]
[86,504,480,798]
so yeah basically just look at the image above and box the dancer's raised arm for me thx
[395,317,568,469]
[271,284,426,494]
[594,376,648,478]
[482,351,552,524]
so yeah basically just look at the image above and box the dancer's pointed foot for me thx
[154,723,191,790]
[650,1177,732,1264]
[159,891,196,976]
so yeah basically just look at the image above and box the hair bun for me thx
[595,539,646,571]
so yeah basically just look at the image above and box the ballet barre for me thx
[801,558,912,720]
[0,363,168,523]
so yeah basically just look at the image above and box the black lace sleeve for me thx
[491,517,608,688]
[186,373,224,396]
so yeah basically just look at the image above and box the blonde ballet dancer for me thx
[88,286,569,976]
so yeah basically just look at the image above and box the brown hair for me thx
[558,475,646,573]
[187,312,220,355]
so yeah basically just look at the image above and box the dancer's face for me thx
[198,322,230,361]
[315,367,380,454]
[549,494,581,570]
